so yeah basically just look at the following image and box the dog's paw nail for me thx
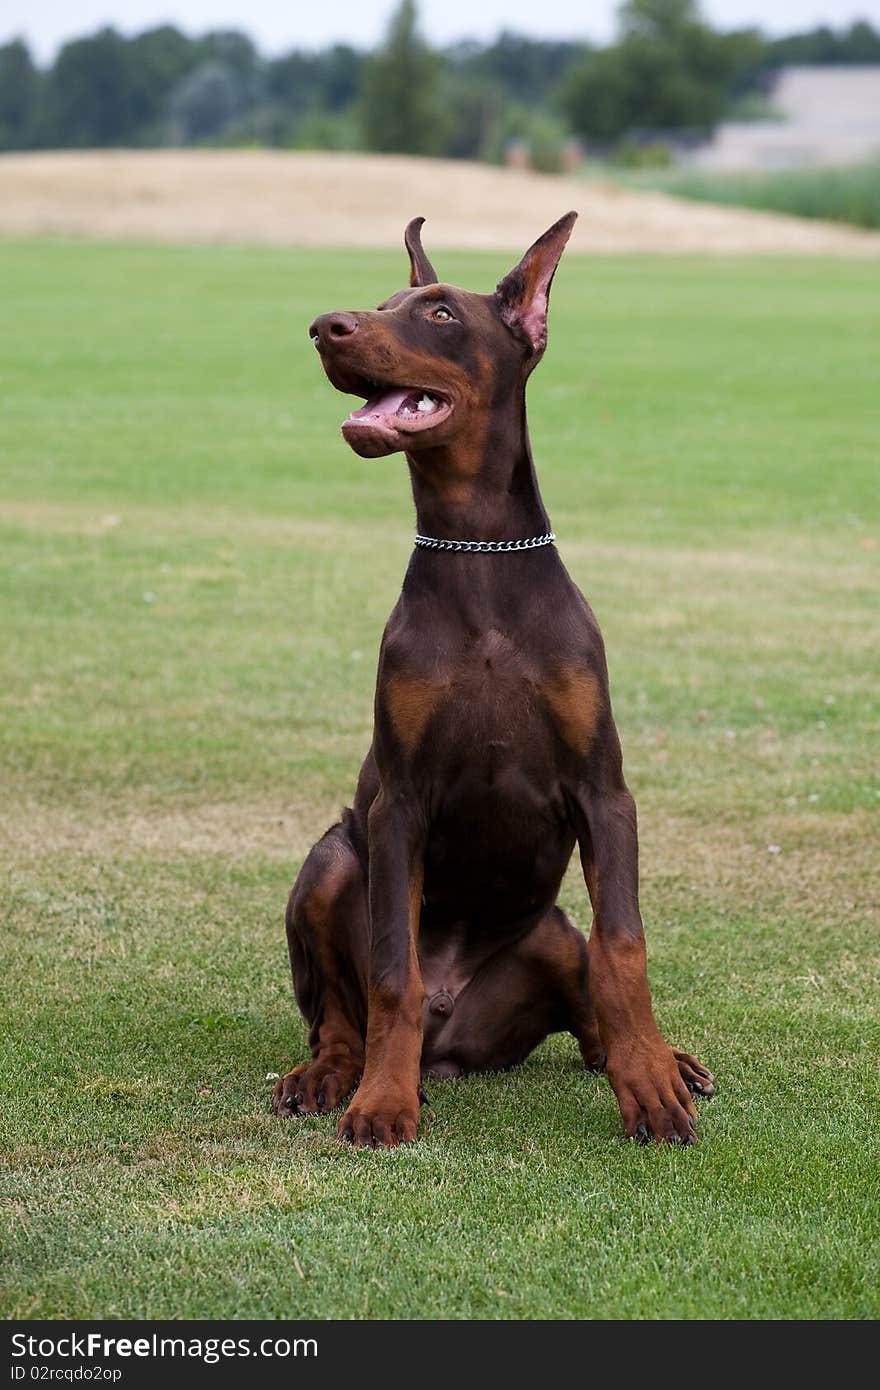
[683,1132,697,1146]
[418,1086,430,1106]
[635,1123,649,1145]
[689,1114,697,1130]
[316,1092,326,1108]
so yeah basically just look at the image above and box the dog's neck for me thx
[405,387,550,543]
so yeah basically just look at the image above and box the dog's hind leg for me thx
[273,819,368,1117]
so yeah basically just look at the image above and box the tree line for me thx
[2,0,880,163]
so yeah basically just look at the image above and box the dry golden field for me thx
[2,149,880,254]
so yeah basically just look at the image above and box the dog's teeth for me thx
[417,394,436,413]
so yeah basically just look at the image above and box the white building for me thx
[691,65,880,169]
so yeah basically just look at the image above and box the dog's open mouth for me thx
[343,384,452,435]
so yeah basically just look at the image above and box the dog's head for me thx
[308,213,577,459]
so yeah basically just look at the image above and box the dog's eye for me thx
[432,307,453,323]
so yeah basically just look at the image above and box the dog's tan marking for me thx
[543,668,601,754]
[384,673,447,755]
[407,346,494,510]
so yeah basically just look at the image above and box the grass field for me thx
[631,161,880,231]
[1,240,878,1320]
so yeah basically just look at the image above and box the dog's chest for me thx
[455,625,534,714]
[380,600,600,781]
[391,628,571,800]
[437,627,544,748]
[421,632,573,906]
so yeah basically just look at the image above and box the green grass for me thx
[1,240,878,1320]
[628,161,880,229]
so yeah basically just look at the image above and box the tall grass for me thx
[630,162,880,229]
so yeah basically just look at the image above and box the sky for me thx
[6,0,880,64]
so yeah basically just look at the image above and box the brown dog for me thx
[274,213,714,1146]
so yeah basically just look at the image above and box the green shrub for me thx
[482,103,568,173]
[611,139,673,169]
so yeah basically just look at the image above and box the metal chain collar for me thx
[414,531,556,554]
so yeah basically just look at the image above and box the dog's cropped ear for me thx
[494,211,577,356]
[404,216,439,287]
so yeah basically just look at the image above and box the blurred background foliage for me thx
[2,0,880,162]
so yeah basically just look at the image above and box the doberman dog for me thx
[273,212,714,1147]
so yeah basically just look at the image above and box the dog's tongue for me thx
[350,387,412,421]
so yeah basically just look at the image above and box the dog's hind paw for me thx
[273,1057,361,1117]
[672,1048,716,1098]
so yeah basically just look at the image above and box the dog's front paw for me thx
[337,1086,420,1148]
[607,1039,699,1146]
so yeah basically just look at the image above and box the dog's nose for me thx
[308,312,358,349]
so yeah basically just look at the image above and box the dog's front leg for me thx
[337,789,425,1148]
[573,782,704,1145]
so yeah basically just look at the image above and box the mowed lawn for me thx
[1,240,878,1320]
